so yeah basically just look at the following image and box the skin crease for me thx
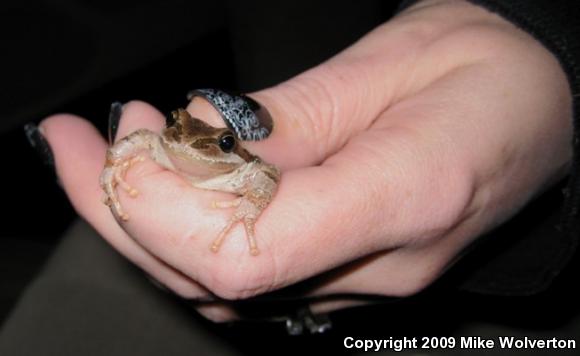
[40,0,572,322]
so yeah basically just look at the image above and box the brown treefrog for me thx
[100,108,280,255]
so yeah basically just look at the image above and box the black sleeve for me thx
[398,0,580,295]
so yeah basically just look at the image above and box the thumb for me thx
[186,25,414,169]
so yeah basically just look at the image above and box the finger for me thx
[114,100,167,141]
[185,70,389,169]
[194,298,369,323]
[184,1,516,171]
[298,244,458,298]
[41,111,210,299]
[195,303,241,323]
[309,298,372,315]
[184,22,434,169]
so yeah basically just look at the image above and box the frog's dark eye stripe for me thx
[218,132,236,153]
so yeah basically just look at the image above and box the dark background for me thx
[2,0,580,354]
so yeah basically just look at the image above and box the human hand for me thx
[41,0,572,321]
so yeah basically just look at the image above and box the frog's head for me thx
[162,109,254,173]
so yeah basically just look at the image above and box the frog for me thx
[100,108,280,256]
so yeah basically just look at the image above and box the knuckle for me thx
[204,258,277,300]
[277,74,336,155]
[406,157,477,245]
[276,62,364,160]
[426,167,476,239]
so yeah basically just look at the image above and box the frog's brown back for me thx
[164,108,259,164]
[164,108,222,142]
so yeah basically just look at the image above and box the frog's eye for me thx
[218,132,236,153]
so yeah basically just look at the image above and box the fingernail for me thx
[24,123,54,167]
[242,93,274,138]
[187,89,273,141]
[108,101,123,144]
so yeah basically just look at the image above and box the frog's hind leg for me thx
[210,198,262,256]
[242,217,259,256]
[101,168,128,221]
[210,212,260,256]
[210,217,238,254]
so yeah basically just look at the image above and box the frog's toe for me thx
[111,157,143,199]
[210,218,237,253]
[127,187,139,197]
[209,242,220,253]
[212,197,242,209]
[116,179,139,198]
[242,217,260,256]
[102,195,112,206]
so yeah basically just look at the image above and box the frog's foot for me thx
[100,155,144,221]
[210,199,262,256]
[115,156,144,197]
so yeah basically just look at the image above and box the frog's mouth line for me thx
[168,150,241,178]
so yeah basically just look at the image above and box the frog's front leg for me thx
[100,129,173,221]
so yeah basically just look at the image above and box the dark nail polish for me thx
[242,93,274,135]
[187,89,273,141]
[108,101,123,144]
[24,123,54,167]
